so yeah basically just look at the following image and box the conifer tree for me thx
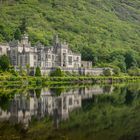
[14,28,22,41]
[0,55,10,71]
[35,66,41,76]
[19,17,27,34]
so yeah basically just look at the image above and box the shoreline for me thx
[0,75,140,87]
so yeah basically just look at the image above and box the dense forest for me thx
[0,0,140,73]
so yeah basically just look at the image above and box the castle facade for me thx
[0,34,111,75]
[8,34,92,69]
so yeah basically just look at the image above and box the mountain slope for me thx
[0,0,140,70]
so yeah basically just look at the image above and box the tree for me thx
[0,55,10,71]
[110,52,126,72]
[19,17,27,34]
[14,28,22,41]
[125,51,138,69]
[0,24,13,42]
[81,47,94,62]
[35,66,41,76]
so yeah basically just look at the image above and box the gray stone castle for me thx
[0,34,111,75]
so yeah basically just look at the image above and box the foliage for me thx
[128,67,140,76]
[9,69,19,76]
[58,84,140,140]
[50,67,65,77]
[125,51,138,69]
[112,66,121,76]
[14,28,22,41]
[19,66,27,76]
[0,55,10,71]
[35,88,41,98]
[26,64,30,76]
[1,83,140,140]
[103,68,112,76]
[0,0,140,71]
[19,17,27,34]
[35,66,41,76]
[50,87,65,96]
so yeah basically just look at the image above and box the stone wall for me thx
[40,67,110,76]
[14,66,113,76]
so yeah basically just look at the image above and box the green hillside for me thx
[0,0,140,72]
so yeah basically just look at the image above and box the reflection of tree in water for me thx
[0,94,12,111]
[61,86,140,140]
[0,89,18,110]
[2,84,140,140]
[128,83,140,93]
[82,97,94,111]
[0,88,27,111]
[53,108,59,129]
[125,89,134,105]
[35,89,41,98]
[126,84,140,104]
[28,89,34,97]
[50,87,66,96]
[53,98,62,129]
[103,85,112,93]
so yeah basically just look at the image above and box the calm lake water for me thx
[1,83,140,140]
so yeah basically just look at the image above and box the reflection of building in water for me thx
[0,108,10,121]
[9,94,37,129]
[0,93,38,129]
[0,85,114,128]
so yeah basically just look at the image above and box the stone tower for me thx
[53,34,59,46]
[21,34,29,46]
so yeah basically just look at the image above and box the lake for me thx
[0,83,140,140]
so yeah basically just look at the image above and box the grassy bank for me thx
[1,72,140,87]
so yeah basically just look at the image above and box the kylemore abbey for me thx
[0,34,111,75]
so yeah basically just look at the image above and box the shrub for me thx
[50,67,65,77]
[36,79,42,85]
[0,55,10,71]
[19,67,27,76]
[65,71,72,76]
[128,67,140,76]
[14,28,22,41]
[103,69,112,76]
[35,88,41,98]
[113,67,121,76]
[35,66,41,77]
[9,69,19,76]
